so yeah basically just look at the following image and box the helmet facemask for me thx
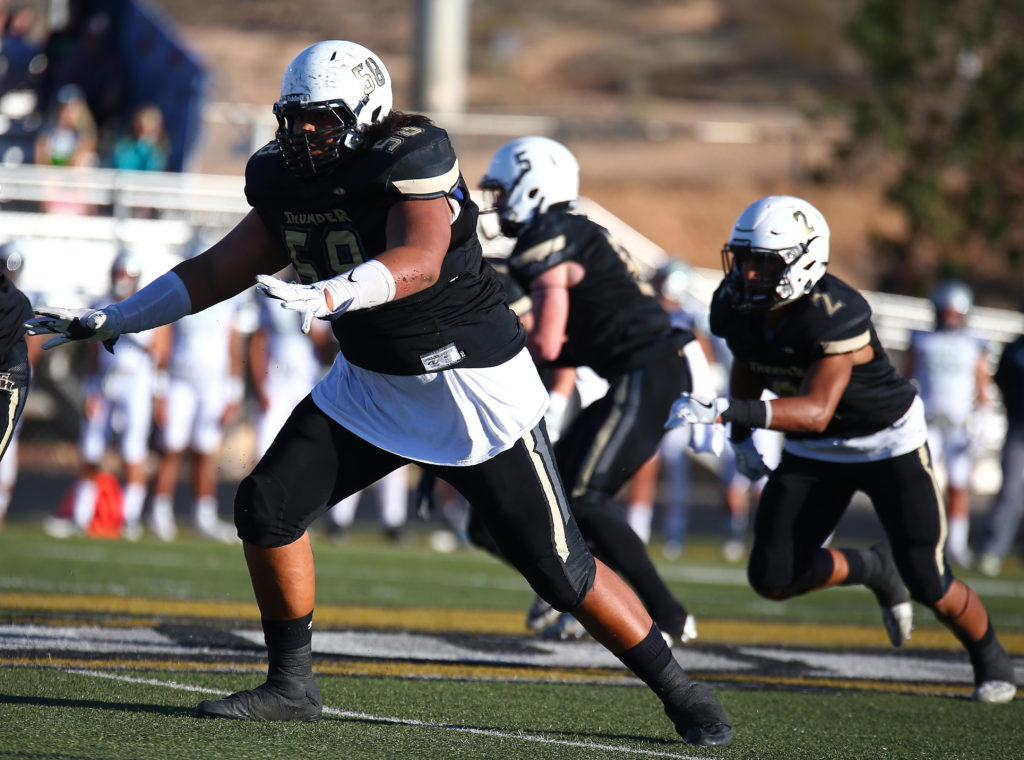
[274,99,361,180]
[479,179,534,237]
[722,240,817,311]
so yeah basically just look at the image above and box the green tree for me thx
[840,0,1024,302]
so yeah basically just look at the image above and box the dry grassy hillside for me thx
[151,0,888,285]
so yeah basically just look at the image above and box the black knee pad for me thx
[524,554,596,612]
[234,472,299,547]
[747,550,795,600]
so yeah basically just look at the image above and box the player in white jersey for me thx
[905,281,991,566]
[148,291,247,541]
[43,250,170,539]
[249,269,330,457]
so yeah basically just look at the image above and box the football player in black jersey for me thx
[0,242,32,464]
[27,41,732,745]
[481,137,700,648]
[668,195,1017,704]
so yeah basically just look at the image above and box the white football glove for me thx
[731,436,770,481]
[666,393,731,429]
[255,274,354,332]
[25,306,124,351]
[544,392,570,444]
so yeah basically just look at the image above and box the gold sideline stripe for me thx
[1,591,1021,652]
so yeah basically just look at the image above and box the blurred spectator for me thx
[42,249,171,539]
[48,10,124,140]
[248,268,330,458]
[33,82,97,167]
[110,103,169,172]
[0,4,45,94]
[147,293,246,542]
[327,467,410,542]
[905,280,991,567]
[977,332,1024,576]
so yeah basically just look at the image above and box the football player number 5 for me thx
[284,228,365,282]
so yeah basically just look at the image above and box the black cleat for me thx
[196,677,322,721]
[865,542,913,647]
[665,681,734,747]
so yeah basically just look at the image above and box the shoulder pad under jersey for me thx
[797,275,873,356]
[507,212,581,284]
[365,124,461,199]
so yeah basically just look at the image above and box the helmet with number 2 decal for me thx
[480,136,579,237]
[721,195,830,311]
[274,41,393,179]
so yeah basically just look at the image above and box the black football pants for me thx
[749,445,952,604]
[0,340,30,462]
[235,395,596,612]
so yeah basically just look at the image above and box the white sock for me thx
[151,493,174,520]
[378,470,408,530]
[627,502,653,544]
[0,489,11,522]
[193,495,220,525]
[122,483,147,526]
[948,515,970,555]
[330,493,360,527]
[71,479,98,530]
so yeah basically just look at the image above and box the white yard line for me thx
[65,668,706,760]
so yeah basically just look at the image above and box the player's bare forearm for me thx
[379,197,451,299]
[175,211,289,312]
[766,353,853,433]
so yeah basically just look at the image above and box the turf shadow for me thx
[321,712,680,746]
[0,693,194,718]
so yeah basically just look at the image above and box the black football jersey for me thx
[0,273,30,357]
[710,273,916,439]
[506,210,690,378]
[484,257,532,318]
[245,124,523,375]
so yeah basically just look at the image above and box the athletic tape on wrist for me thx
[322,259,397,312]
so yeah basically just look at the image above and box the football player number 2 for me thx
[284,227,364,282]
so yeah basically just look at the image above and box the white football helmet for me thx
[653,260,693,306]
[274,40,393,178]
[480,136,579,236]
[0,241,24,279]
[721,195,830,310]
[110,248,142,299]
[931,280,972,328]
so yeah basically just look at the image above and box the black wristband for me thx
[721,399,768,429]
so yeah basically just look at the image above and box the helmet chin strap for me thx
[342,95,373,150]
